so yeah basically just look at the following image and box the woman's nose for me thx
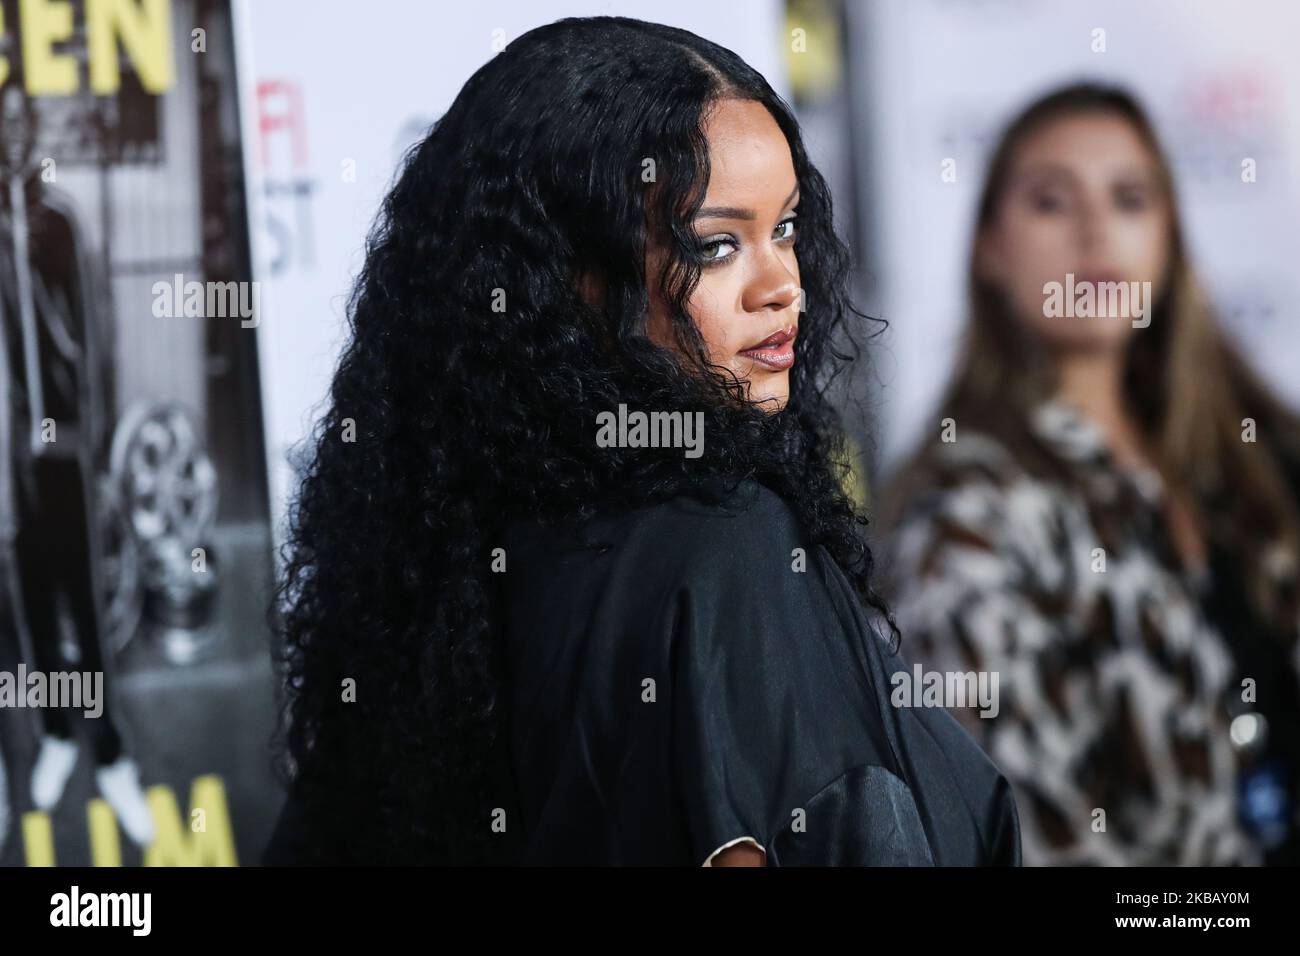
[743,249,801,314]
[1075,197,1112,254]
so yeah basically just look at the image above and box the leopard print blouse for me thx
[882,399,1291,866]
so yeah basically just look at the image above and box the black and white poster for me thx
[0,0,275,867]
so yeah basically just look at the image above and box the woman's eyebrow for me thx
[1015,163,1077,185]
[1111,167,1163,186]
[1016,163,1161,191]
[695,184,801,221]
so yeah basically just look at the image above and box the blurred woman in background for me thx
[882,83,1300,865]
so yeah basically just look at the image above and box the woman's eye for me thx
[1115,187,1151,212]
[1029,191,1067,213]
[700,238,737,262]
[774,217,797,241]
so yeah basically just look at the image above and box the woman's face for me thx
[977,112,1173,354]
[646,98,803,411]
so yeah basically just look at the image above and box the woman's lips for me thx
[739,326,797,371]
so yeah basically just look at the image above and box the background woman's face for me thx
[977,112,1172,354]
[647,98,802,411]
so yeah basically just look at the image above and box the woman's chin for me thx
[748,382,790,413]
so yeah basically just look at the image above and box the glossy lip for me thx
[739,325,797,372]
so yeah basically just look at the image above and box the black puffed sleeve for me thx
[665,485,939,866]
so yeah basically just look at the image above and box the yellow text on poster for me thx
[0,0,175,95]
[22,774,239,866]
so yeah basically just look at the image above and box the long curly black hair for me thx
[270,15,889,864]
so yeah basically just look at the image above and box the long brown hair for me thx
[884,82,1300,627]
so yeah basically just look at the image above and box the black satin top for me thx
[262,480,1021,866]
[496,481,1021,865]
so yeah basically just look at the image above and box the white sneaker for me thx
[95,757,155,847]
[30,735,80,811]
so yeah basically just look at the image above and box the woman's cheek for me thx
[689,284,736,367]
[1008,251,1061,325]
[1120,218,1170,285]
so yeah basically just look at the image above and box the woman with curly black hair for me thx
[262,16,1020,866]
